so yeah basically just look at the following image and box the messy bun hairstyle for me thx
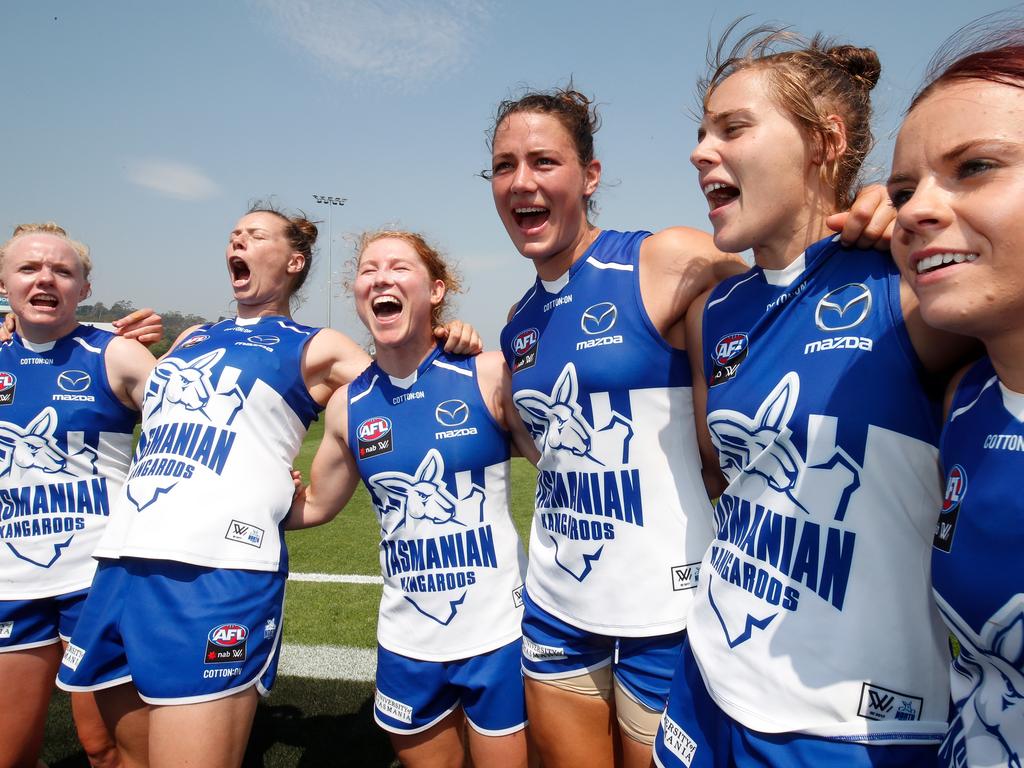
[485,84,602,216]
[246,200,319,295]
[700,19,880,210]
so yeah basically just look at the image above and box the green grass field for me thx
[42,420,537,767]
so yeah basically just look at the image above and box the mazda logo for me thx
[580,302,617,335]
[815,283,872,331]
[435,399,469,427]
[57,370,91,392]
[247,335,280,346]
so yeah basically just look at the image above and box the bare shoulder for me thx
[474,350,507,383]
[303,328,372,398]
[642,227,740,276]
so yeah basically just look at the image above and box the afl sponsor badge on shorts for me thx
[0,372,16,405]
[510,328,539,373]
[62,642,86,671]
[710,333,748,387]
[205,623,248,664]
[357,416,393,458]
[0,620,13,639]
[660,711,698,767]
[934,464,967,553]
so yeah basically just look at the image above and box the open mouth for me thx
[512,206,550,230]
[229,256,251,285]
[916,252,977,275]
[703,182,740,211]
[29,294,58,309]
[372,295,402,320]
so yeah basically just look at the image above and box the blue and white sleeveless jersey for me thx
[686,236,950,742]
[500,229,714,636]
[94,316,321,572]
[348,347,526,662]
[0,326,137,599]
[933,358,1024,767]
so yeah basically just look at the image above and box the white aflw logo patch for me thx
[62,642,86,671]
[857,682,923,722]
[375,690,413,724]
[0,621,12,639]
[660,712,697,766]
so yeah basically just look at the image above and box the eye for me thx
[536,157,557,167]
[723,122,747,137]
[957,158,997,179]
[887,186,915,211]
[491,160,513,176]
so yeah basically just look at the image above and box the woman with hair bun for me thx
[654,26,976,767]
[486,72,893,765]
[888,26,1024,768]
[57,206,481,767]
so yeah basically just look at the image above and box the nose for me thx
[894,177,952,237]
[510,162,537,194]
[690,133,719,171]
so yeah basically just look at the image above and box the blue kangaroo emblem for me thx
[939,594,1024,768]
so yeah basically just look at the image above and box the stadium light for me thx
[311,194,348,328]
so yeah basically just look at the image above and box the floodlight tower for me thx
[311,194,348,328]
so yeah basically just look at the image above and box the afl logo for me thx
[208,624,248,647]
[942,465,967,512]
[580,302,617,335]
[57,370,91,392]
[714,333,748,364]
[247,335,280,346]
[179,334,209,350]
[357,416,394,458]
[435,399,469,427]
[0,372,14,405]
[511,328,539,373]
[815,283,872,332]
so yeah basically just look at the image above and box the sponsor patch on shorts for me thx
[660,712,698,766]
[375,689,413,724]
[0,620,12,639]
[857,682,923,722]
[62,642,85,671]
[671,562,701,591]
[522,636,566,662]
[225,520,264,548]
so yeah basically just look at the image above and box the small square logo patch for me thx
[672,562,701,591]
[660,712,698,766]
[857,683,923,722]
[0,621,12,639]
[375,690,413,724]
[62,642,85,671]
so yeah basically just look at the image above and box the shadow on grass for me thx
[44,679,397,768]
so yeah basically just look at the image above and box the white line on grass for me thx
[279,644,377,681]
[289,572,383,585]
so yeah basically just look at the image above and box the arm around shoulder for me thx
[302,328,373,406]
[476,350,539,464]
[104,335,157,411]
[686,289,728,500]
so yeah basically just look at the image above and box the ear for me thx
[820,114,848,164]
[79,280,92,302]
[583,158,601,199]
[286,252,306,276]
[429,278,446,307]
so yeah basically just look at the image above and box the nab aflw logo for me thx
[510,328,539,372]
[357,416,393,458]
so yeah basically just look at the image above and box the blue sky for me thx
[0,1,1013,346]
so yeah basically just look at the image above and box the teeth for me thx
[514,207,546,214]
[373,296,400,307]
[703,182,731,195]
[916,252,978,274]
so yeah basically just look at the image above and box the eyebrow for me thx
[698,109,751,139]
[888,138,1021,185]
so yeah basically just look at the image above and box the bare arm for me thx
[302,328,374,406]
[686,289,727,499]
[286,386,361,529]
[639,227,745,349]
[104,336,157,411]
[475,350,539,465]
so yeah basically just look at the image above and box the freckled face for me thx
[0,234,89,339]
[890,78,1024,339]
[490,112,600,276]
[354,237,444,349]
[690,69,820,257]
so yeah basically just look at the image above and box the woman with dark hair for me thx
[654,26,975,768]
[888,26,1024,767]
[289,229,531,768]
[56,206,480,768]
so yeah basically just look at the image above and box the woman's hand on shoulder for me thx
[302,328,373,406]
[113,308,163,347]
[825,184,895,251]
[434,319,483,356]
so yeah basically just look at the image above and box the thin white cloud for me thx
[252,0,492,81]
[125,159,221,201]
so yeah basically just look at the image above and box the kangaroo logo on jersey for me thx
[369,449,494,626]
[510,328,539,372]
[938,594,1024,767]
[435,400,469,427]
[710,333,749,387]
[581,302,617,335]
[205,623,248,664]
[934,464,967,553]
[815,283,872,331]
[127,349,245,512]
[56,371,91,392]
[357,416,394,458]
[706,372,861,647]
[0,372,15,405]
[0,407,106,569]
[515,363,640,582]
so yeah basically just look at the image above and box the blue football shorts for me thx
[374,638,527,736]
[0,587,89,652]
[520,587,684,711]
[654,639,940,768]
[56,558,286,705]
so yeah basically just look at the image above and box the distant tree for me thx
[75,299,212,357]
